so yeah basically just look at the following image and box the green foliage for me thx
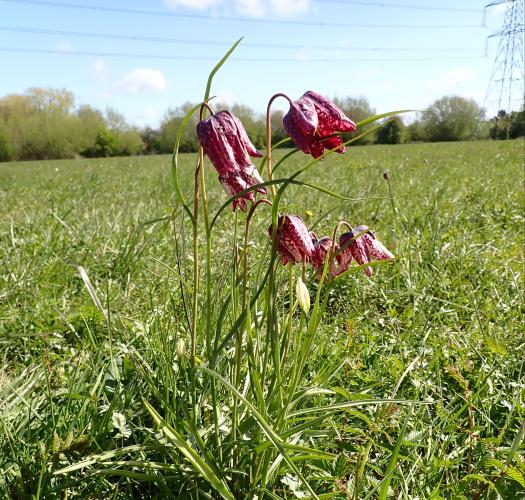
[421,95,485,142]
[0,126,13,162]
[140,127,163,154]
[0,88,143,160]
[82,127,117,158]
[334,95,377,144]
[375,116,406,144]
[159,102,201,153]
[489,109,525,140]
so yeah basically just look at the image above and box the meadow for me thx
[0,139,524,498]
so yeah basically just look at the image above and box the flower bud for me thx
[295,276,310,314]
[176,338,186,358]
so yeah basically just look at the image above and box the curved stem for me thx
[339,220,354,232]
[327,220,353,279]
[266,93,292,198]
[201,101,215,116]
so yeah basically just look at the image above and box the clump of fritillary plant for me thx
[135,38,410,499]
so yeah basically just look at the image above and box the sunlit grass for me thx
[0,139,524,498]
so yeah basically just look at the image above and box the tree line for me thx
[0,88,523,162]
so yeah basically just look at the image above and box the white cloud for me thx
[269,0,308,16]
[235,0,265,17]
[426,68,477,93]
[164,0,222,9]
[114,69,168,93]
[164,0,309,17]
[92,58,109,82]
[236,0,309,17]
[383,82,393,91]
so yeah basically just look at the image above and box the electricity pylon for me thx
[484,0,524,138]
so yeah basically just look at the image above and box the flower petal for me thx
[270,215,315,265]
[229,111,263,158]
[197,117,238,176]
[240,164,267,195]
[219,172,255,211]
[303,91,356,135]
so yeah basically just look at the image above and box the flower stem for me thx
[266,93,292,198]
[190,150,201,429]
[198,103,222,461]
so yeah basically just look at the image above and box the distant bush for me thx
[421,96,485,142]
[489,109,525,140]
[0,87,144,161]
[376,116,406,144]
[0,128,13,162]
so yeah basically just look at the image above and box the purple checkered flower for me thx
[269,215,315,265]
[337,225,394,276]
[197,110,266,211]
[310,234,340,278]
[283,91,356,159]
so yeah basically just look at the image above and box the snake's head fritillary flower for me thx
[337,225,394,276]
[219,165,266,211]
[283,91,356,159]
[197,110,266,211]
[310,234,340,278]
[269,215,315,265]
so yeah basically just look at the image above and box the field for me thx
[0,140,524,498]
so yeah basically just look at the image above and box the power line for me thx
[0,46,486,63]
[312,0,480,12]
[0,26,483,53]
[0,0,482,29]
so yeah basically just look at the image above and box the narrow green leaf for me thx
[54,445,163,474]
[356,109,416,128]
[204,37,243,102]
[199,366,319,499]
[170,103,201,223]
[143,400,235,500]
[288,398,430,418]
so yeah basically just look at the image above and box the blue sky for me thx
[0,0,513,127]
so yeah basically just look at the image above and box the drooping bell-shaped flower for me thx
[310,234,340,278]
[283,90,356,159]
[337,225,394,276]
[197,110,266,211]
[269,215,315,265]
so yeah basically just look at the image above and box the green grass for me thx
[1,140,524,498]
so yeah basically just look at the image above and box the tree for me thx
[422,96,484,142]
[82,127,117,157]
[269,109,287,147]
[509,109,525,138]
[375,116,406,144]
[0,127,13,161]
[406,120,425,142]
[140,127,162,154]
[333,95,376,144]
[489,108,525,140]
[159,102,200,153]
